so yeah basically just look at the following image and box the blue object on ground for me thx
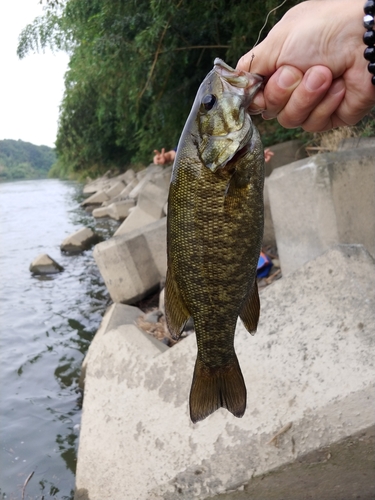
[257,251,273,278]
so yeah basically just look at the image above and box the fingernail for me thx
[305,69,327,92]
[277,66,301,89]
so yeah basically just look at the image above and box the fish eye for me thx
[202,94,216,111]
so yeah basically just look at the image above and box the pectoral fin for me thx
[239,281,260,335]
[164,269,191,340]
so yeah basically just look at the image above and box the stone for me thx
[104,180,126,200]
[106,199,136,220]
[75,244,375,500]
[79,303,146,389]
[60,227,99,254]
[151,166,173,191]
[93,218,167,303]
[129,165,163,199]
[92,206,110,218]
[263,178,275,247]
[81,190,110,206]
[268,148,375,275]
[114,207,163,236]
[101,178,139,206]
[338,136,375,150]
[265,140,307,177]
[82,171,111,194]
[137,183,169,218]
[118,169,136,185]
[29,253,64,274]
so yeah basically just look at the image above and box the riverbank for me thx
[74,139,375,499]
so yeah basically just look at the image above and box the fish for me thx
[165,58,264,423]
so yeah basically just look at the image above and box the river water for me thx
[0,179,119,500]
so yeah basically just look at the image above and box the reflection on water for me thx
[0,179,118,499]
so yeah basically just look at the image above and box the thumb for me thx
[237,36,279,78]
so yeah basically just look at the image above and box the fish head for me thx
[193,58,263,173]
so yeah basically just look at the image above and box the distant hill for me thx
[0,139,57,180]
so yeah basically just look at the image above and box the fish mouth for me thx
[213,58,263,103]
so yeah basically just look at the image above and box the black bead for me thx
[364,14,375,29]
[368,62,375,74]
[364,29,375,45]
[372,75,375,85]
[364,0,375,15]
[364,46,375,61]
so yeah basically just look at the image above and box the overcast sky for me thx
[0,0,69,148]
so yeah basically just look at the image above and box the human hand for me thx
[264,148,274,163]
[237,0,375,132]
[153,148,167,165]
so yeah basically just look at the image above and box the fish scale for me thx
[165,59,264,423]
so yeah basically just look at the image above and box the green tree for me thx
[18,0,301,178]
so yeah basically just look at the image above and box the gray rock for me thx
[94,218,167,303]
[268,148,375,275]
[338,136,375,150]
[29,254,64,274]
[60,227,99,254]
[265,139,307,177]
[79,303,146,389]
[75,244,375,500]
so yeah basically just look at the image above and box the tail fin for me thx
[189,356,246,423]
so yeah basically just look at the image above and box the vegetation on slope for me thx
[0,139,56,180]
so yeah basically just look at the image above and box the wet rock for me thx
[29,254,64,275]
[60,227,99,254]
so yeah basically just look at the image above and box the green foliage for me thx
[0,139,56,180]
[18,0,301,178]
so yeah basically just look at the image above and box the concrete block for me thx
[114,206,162,236]
[79,303,146,388]
[82,171,111,194]
[92,206,110,218]
[268,148,375,275]
[81,190,110,206]
[60,227,99,254]
[265,140,307,177]
[102,178,139,206]
[137,183,168,218]
[263,178,275,247]
[117,169,136,185]
[75,244,375,500]
[104,180,125,200]
[151,166,173,191]
[29,253,64,274]
[93,218,167,303]
[129,166,163,199]
[338,136,375,150]
[106,199,136,220]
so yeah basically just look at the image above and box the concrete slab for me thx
[60,227,99,254]
[338,136,375,150]
[268,148,375,275]
[93,218,167,303]
[79,303,150,389]
[75,244,375,500]
[114,206,162,236]
[137,183,168,218]
[29,253,64,274]
[265,140,307,177]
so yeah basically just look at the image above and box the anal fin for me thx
[239,280,260,335]
[164,269,190,340]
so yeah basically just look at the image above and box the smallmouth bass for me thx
[165,59,264,423]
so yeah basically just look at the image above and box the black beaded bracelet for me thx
[363,0,375,85]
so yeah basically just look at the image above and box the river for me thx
[0,179,119,500]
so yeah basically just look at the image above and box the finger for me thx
[300,78,346,132]
[273,66,333,128]
[153,150,160,154]
[161,148,165,154]
[260,66,304,120]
